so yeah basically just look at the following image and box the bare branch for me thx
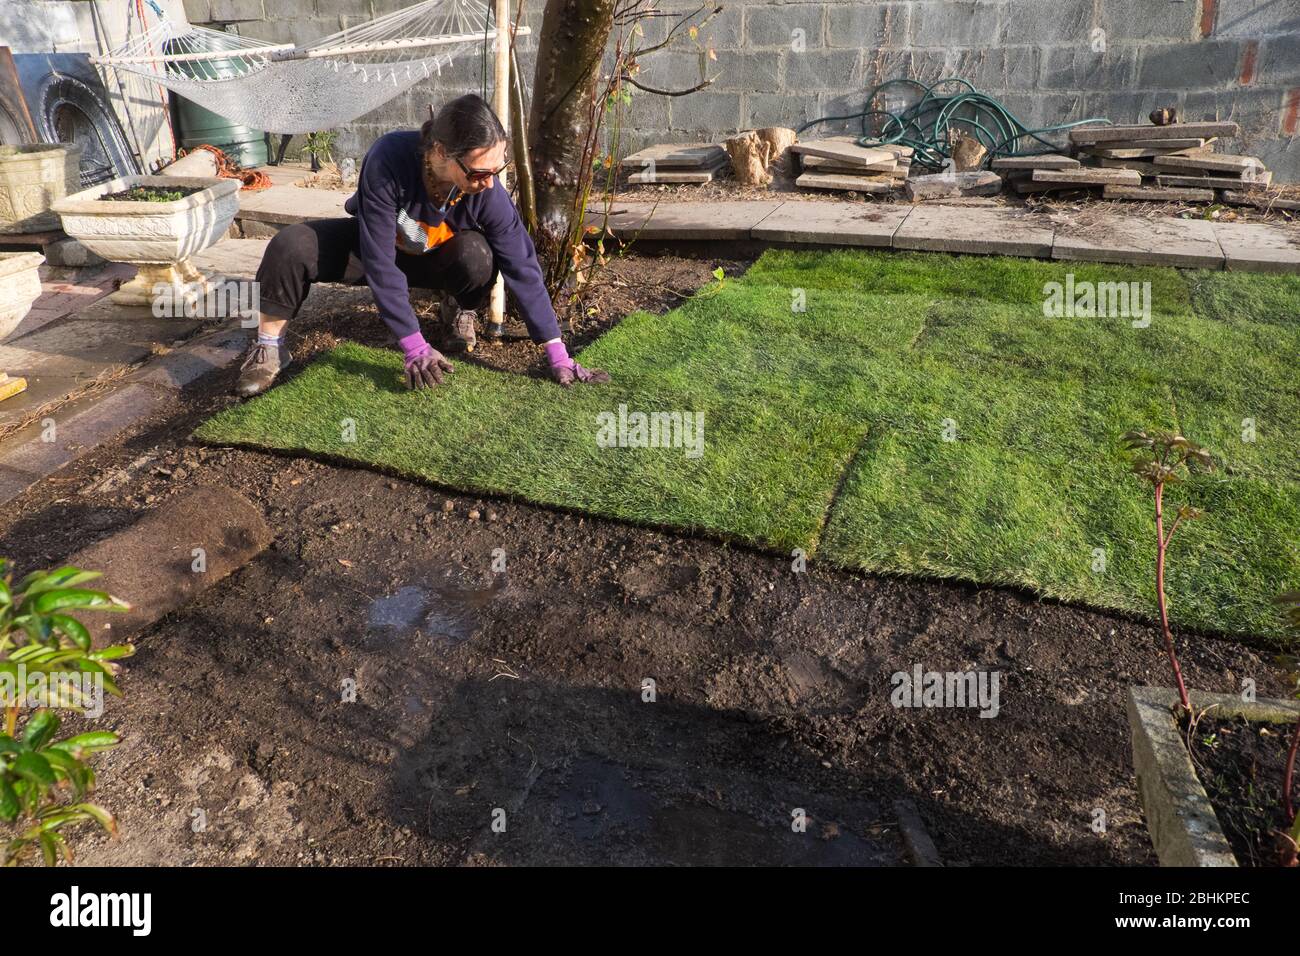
[623,73,718,96]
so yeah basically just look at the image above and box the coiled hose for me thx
[797,77,1114,172]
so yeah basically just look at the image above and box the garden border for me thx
[1127,685,1300,867]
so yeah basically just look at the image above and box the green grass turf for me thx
[196,249,1300,638]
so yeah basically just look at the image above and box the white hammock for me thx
[91,0,529,133]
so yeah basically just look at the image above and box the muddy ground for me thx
[2,252,1292,867]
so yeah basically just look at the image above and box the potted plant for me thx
[51,174,239,307]
[1122,430,1300,866]
[0,251,45,402]
[0,143,82,234]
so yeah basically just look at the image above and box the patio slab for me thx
[237,181,348,227]
[192,237,272,280]
[892,205,1055,258]
[1210,222,1300,274]
[1052,214,1225,269]
[588,201,784,240]
[0,383,168,506]
[0,303,200,432]
[751,202,913,247]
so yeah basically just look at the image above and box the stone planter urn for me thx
[0,251,45,401]
[0,143,83,234]
[52,175,239,307]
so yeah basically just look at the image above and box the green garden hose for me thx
[797,77,1114,172]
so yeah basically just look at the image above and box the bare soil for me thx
[2,252,1293,867]
[1189,716,1299,867]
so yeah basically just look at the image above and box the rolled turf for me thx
[196,249,1300,638]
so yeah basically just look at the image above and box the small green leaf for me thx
[11,752,55,787]
[0,779,18,822]
[22,710,60,750]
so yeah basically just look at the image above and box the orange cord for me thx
[182,143,273,191]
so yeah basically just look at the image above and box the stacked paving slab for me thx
[619,144,731,184]
[789,136,912,194]
[995,121,1294,210]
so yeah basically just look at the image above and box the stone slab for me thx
[797,172,896,194]
[41,237,105,268]
[191,237,272,280]
[790,137,895,168]
[1031,167,1142,186]
[1158,172,1273,189]
[586,201,784,240]
[1052,213,1224,269]
[751,202,913,248]
[237,183,347,224]
[626,165,724,184]
[130,322,254,389]
[620,143,727,169]
[991,154,1079,170]
[906,171,1001,200]
[1153,153,1265,175]
[66,485,273,644]
[1127,687,1238,868]
[1210,222,1300,274]
[0,383,168,506]
[0,315,200,380]
[1095,157,1163,176]
[1103,185,1215,202]
[1069,122,1238,145]
[802,155,897,173]
[893,205,1054,258]
[1097,138,1213,151]
[1086,144,1209,159]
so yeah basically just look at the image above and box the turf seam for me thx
[807,423,875,558]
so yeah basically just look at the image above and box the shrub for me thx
[0,560,132,866]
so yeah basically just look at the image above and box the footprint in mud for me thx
[366,577,505,652]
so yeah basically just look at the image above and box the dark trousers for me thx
[254,216,498,322]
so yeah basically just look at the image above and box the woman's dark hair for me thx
[420,93,506,157]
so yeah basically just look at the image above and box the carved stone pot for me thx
[0,251,44,401]
[0,143,83,233]
[52,175,239,307]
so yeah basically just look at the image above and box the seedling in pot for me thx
[1122,430,1214,712]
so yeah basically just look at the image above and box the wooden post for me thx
[488,0,510,339]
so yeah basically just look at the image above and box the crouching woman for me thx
[236,93,609,394]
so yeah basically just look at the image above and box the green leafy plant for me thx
[0,560,132,866]
[300,130,337,170]
[1122,430,1215,711]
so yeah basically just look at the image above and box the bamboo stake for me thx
[488,0,510,339]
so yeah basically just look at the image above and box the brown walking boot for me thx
[233,341,293,397]
[440,296,477,354]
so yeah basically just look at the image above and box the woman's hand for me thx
[545,340,610,388]
[400,331,454,389]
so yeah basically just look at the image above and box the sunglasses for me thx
[454,155,512,182]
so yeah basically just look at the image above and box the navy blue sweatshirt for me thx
[343,129,561,344]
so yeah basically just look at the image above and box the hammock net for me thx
[93,0,527,133]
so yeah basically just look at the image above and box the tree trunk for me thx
[527,0,617,288]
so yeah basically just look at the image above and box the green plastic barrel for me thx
[164,39,269,168]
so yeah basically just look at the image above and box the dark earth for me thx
[1189,716,1298,867]
[2,252,1293,866]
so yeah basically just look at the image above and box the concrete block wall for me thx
[176,0,1299,180]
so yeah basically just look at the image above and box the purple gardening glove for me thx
[400,331,454,390]
[545,341,610,388]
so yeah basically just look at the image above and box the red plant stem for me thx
[1285,718,1299,826]
[1154,482,1191,710]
